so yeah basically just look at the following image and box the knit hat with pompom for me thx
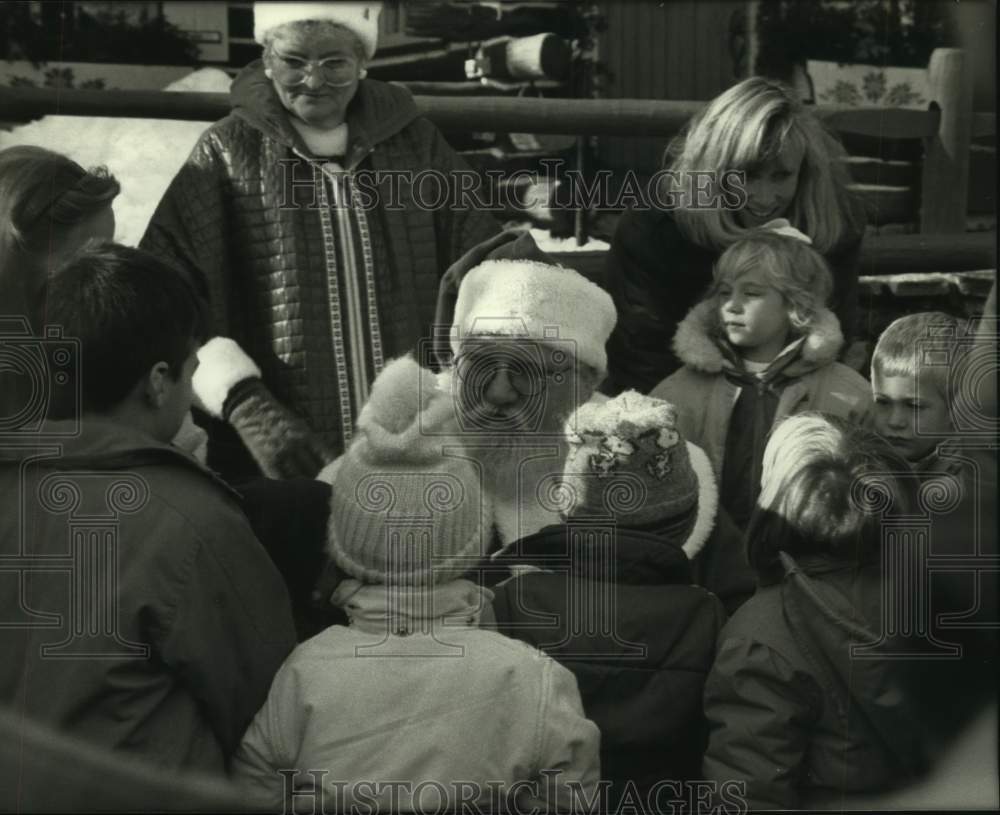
[561,390,717,558]
[324,356,494,585]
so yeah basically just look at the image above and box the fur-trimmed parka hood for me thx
[672,300,845,378]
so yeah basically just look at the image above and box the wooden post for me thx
[920,48,973,234]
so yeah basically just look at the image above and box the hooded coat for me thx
[0,420,296,774]
[601,206,863,395]
[651,302,873,609]
[702,553,928,810]
[140,63,500,471]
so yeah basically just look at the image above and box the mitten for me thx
[192,337,335,479]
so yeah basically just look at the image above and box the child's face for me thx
[872,371,954,462]
[718,269,792,363]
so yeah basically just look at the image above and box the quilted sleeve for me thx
[140,129,234,336]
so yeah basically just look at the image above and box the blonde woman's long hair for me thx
[664,76,864,254]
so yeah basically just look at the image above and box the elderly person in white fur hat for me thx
[141,0,500,482]
[233,355,601,812]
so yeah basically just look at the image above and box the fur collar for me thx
[672,300,845,376]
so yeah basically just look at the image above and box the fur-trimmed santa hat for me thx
[254,2,382,59]
[561,390,717,559]
[447,236,618,377]
[321,356,494,585]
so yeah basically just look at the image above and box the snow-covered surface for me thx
[0,70,231,247]
[529,228,610,253]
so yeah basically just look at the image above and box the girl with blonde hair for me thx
[651,229,871,611]
[603,76,866,395]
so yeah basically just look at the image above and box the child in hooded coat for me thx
[652,225,871,612]
[232,356,601,813]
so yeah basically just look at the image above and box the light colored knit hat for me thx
[449,259,618,377]
[325,356,493,585]
[253,2,382,59]
[561,390,717,558]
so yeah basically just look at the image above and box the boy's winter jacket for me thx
[702,553,927,810]
[0,420,296,774]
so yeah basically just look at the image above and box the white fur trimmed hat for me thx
[561,390,717,558]
[449,259,618,377]
[325,356,494,585]
[253,2,382,59]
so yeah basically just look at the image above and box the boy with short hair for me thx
[871,311,972,469]
[0,243,296,776]
[870,311,998,743]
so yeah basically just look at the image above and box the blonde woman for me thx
[602,76,866,395]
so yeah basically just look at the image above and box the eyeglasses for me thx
[268,51,361,88]
[454,343,574,396]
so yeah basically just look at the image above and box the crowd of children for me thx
[1,70,997,814]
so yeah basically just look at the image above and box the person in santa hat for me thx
[141,1,500,483]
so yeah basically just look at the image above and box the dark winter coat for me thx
[140,61,500,466]
[490,524,726,800]
[0,420,297,774]
[601,206,863,395]
[702,553,927,811]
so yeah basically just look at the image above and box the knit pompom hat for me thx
[561,390,717,558]
[253,2,382,59]
[325,356,493,585]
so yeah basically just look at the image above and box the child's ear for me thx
[142,361,172,408]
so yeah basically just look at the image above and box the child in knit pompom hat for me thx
[561,389,718,559]
[489,390,725,801]
[234,356,601,813]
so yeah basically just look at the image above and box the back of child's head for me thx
[747,412,916,576]
[664,76,864,253]
[44,242,208,415]
[0,146,120,328]
[871,312,963,405]
[325,356,494,588]
[710,229,834,333]
[561,390,717,558]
